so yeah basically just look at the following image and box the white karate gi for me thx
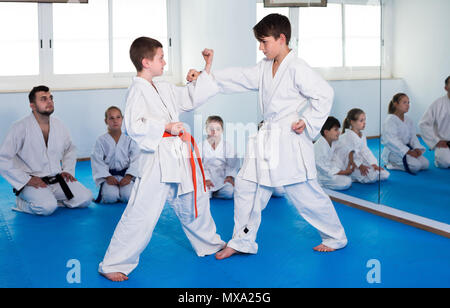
[338,130,389,183]
[200,139,240,199]
[98,73,225,276]
[91,133,140,203]
[314,136,352,190]
[419,95,450,168]
[211,51,347,253]
[0,114,92,216]
[381,114,429,173]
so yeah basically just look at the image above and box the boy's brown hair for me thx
[206,115,224,129]
[129,37,163,72]
[253,13,291,45]
[104,106,123,120]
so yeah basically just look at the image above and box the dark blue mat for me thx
[0,161,449,287]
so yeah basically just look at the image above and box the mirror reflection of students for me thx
[338,108,389,183]
[314,116,353,190]
[419,76,450,169]
[382,94,429,174]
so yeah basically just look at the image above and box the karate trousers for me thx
[227,176,348,254]
[16,180,92,216]
[98,163,225,276]
[385,152,429,173]
[318,175,352,191]
[100,175,134,204]
[435,147,450,169]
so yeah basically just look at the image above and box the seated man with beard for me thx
[0,85,92,216]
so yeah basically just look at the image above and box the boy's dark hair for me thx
[104,106,123,120]
[28,85,49,103]
[206,115,224,128]
[320,116,341,137]
[445,76,450,86]
[253,13,291,45]
[130,37,163,72]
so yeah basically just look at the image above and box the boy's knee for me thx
[35,201,58,216]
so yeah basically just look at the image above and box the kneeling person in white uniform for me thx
[314,116,353,190]
[92,106,140,204]
[0,86,92,216]
[202,115,240,199]
[382,93,429,174]
[419,76,450,169]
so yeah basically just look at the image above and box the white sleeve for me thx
[381,119,410,157]
[0,124,31,190]
[61,125,77,176]
[125,139,141,178]
[212,62,262,94]
[419,103,440,149]
[172,71,221,112]
[295,61,334,139]
[124,87,165,153]
[408,120,425,151]
[90,138,111,184]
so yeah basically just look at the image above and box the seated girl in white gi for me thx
[338,108,390,184]
[419,76,450,168]
[314,116,353,190]
[201,115,240,199]
[91,106,140,203]
[382,93,429,174]
[0,85,92,216]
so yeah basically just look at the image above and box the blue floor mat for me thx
[341,138,450,224]
[0,161,449,288]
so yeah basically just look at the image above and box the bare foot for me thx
[215,247,238,260]
[100,272,129,282]
[313,244,336,252]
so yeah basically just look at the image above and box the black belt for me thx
[13,173,74,200]
[94,168,127,203]
[447,141,450,148]
[402,144,416,175]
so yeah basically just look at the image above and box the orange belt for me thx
[163,131,206,218]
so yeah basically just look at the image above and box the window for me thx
[0,0,175,91]
[256,0,389,80]
[0,3,39,76]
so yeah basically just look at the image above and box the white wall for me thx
[1,0,430,159]
[391,0,450,128]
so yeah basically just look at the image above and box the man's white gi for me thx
[0,114,92,216]
[419,95,450,168]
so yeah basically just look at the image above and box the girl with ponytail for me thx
[381,93,429,174]
[337,108,390,183]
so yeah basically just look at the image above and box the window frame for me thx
[256,0,392,80]
[0,0,180,92]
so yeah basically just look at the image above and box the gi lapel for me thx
[265,51,296,107]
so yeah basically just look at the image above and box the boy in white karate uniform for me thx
[189,14,347,258]
[201,115,240,199]
[91,106,140,203]
[338,108,390,184]
[314,117,353,190]
[419,76,450,168]
[0,86,92,216]
[98,37,225,282]
[382,93,429,174]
